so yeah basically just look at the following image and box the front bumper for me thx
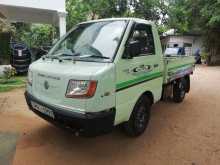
[24,91,116,136]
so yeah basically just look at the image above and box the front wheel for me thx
[173,78,186,103]
[123,95,151,137]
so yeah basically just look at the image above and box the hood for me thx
[29,59,109,112]
[31,59,109,80]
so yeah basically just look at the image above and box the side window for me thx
[129,24,155,56]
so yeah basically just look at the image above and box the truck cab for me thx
[25,18,195,137]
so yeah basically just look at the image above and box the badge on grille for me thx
[44,81,49,90]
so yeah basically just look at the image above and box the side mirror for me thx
[52,38,58,45]
[123,40,141,59]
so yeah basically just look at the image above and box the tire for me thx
[185,76,190,93]
[123,95,151,137]
[173,78,186,103]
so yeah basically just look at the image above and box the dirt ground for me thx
[0,65,220,165]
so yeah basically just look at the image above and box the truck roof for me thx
[79,17,154,25]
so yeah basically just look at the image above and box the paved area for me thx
[0,65,220,165]
[0,133,18,165]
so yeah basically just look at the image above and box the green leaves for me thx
[13,23,55,48]
[30,24,55,47]
[66,0,169,32]
[168,0,220,32]
[0,18,15,33]
[66,0,130,29]
[2,66,16,81]
[4,0,219,62]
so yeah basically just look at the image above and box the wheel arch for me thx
[118,90,155,125]
[142,91,154,106]
[128,90,154,121]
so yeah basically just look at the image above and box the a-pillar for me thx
[58,12,66,37]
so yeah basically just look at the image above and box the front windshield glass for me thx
[48,20,128,62]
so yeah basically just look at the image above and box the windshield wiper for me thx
[56,53,82,62]
[87,55,110,59]
[42,52,82,62]
[54,52,81,57]
[42,55,60,60]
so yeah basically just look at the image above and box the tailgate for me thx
[163,56,195,84]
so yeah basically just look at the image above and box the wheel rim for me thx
[135,106,147,131]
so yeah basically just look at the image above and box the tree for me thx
[66,0,169,35]
[12,23,55,48]
[167,0,190,33]
[167,0,220,64]
[66,0,90,29]
[132,0,160,21]
[66,0,129,30]
[198,0,220,64]
[0,18,15,33]
[0,19,15,64]
[29,24,55,47]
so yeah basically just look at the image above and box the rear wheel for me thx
[173,78,186,103]
[123,95,151,137]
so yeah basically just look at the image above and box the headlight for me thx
[28,70,33,86]
[66,80,97,98]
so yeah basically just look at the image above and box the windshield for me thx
[48,20,128,62]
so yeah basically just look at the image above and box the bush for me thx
[201,52,208,61]
[14,23,56,48]
[1,66,17,83]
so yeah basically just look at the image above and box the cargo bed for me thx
[163,56,195,84]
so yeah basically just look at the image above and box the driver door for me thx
[115,23,163,124]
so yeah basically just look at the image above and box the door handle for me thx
[154,64,159,68]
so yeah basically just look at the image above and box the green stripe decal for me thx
[168,63,194,71]
[116,72,163,91]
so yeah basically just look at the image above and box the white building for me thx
[161,34,204,56]
[0,0,66,37]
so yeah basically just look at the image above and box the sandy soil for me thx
[0,65,220,165]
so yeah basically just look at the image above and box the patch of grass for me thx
[0,76,26,92]
[0,86,24,92]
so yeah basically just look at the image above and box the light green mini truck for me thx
[25,18,195,137]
